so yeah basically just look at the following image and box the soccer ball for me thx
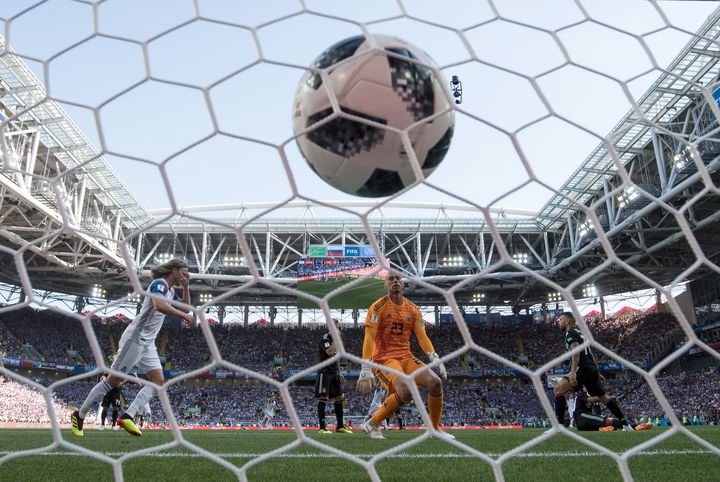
[292,34,455,197]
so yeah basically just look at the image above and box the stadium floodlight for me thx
[513,252,530,264]
[617,186,639,209]
[223,255,245,267]
[582,284,598,298]
[672,153,684,168]
[155,252,174,263]
[127,292,141,303]
[441,256,465,267]
[471,293,485,303]
[199,293,212,303]
[578,219,593,238]
[673,147,692,169]
[91,284,106,299]
[547,291,562,302]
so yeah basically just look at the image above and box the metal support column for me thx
[651,128,668,193]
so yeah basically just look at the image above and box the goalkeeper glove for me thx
[356,366,375,395]
[427,352,447,381]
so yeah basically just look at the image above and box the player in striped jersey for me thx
[71,259,194,437]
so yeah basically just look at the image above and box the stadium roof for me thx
[0,36,153,231]
[536,10,720,228]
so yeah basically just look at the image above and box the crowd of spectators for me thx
[613,312,683,365]
[614,371,720,423]
[0,375,73,424]
[218,324,283,372]
[698,324,720,345]
[2,370,718,428]
[0,320,23,358]
[695,311,720,326]
[0,306,693,375]
[0,307,121,365]
[2,307,718,428]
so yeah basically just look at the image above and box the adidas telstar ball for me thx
[292,34,455,197]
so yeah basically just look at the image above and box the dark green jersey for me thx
[565,327,599,373]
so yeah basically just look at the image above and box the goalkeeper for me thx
[357,272,449,440]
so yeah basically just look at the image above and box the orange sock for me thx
[371,392,404,425]
[428,392,443,429]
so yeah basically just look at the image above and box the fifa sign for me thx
[308,244,376,258]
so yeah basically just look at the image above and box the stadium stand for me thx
[1,309,718,428]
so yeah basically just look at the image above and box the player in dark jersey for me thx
[555,311,633,431]
[573,391,652,431]
[315,318,352,434]
[100,384,122,430]
[556,312,634,431]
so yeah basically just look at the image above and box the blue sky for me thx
[0,0,717,220]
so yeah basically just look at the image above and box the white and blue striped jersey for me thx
[264,399,276,418]
[124,278,179,346]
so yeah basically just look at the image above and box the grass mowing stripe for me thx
[299,279,384,297]
[297,277,385,308]
[2,429,712,481]
[0,449,713,458]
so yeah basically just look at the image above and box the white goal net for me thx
[1,1,720,481]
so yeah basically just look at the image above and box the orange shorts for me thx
[372,356,425,394]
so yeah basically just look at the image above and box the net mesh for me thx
[0,0,719,480]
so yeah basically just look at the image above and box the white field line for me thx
[0,449,712,459]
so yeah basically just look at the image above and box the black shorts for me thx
[102,400,120,410]
[315,372,343,399]
[575,412,607,431]
[576,370,605,397]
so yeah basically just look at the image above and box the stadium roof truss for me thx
[1,13,720,309]
[0,36,152,292]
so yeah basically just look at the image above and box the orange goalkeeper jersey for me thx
[365,295,431,362]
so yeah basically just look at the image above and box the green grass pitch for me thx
[297,276,386,309]
[0,427,718,481]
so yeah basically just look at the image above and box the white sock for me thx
[126,385,155,418]
[567,396,576,418]
[79,379,112,418]
[367,388,385,419]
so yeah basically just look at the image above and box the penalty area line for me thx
[0,449,713,459]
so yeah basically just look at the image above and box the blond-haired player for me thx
[71,259,193,437]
